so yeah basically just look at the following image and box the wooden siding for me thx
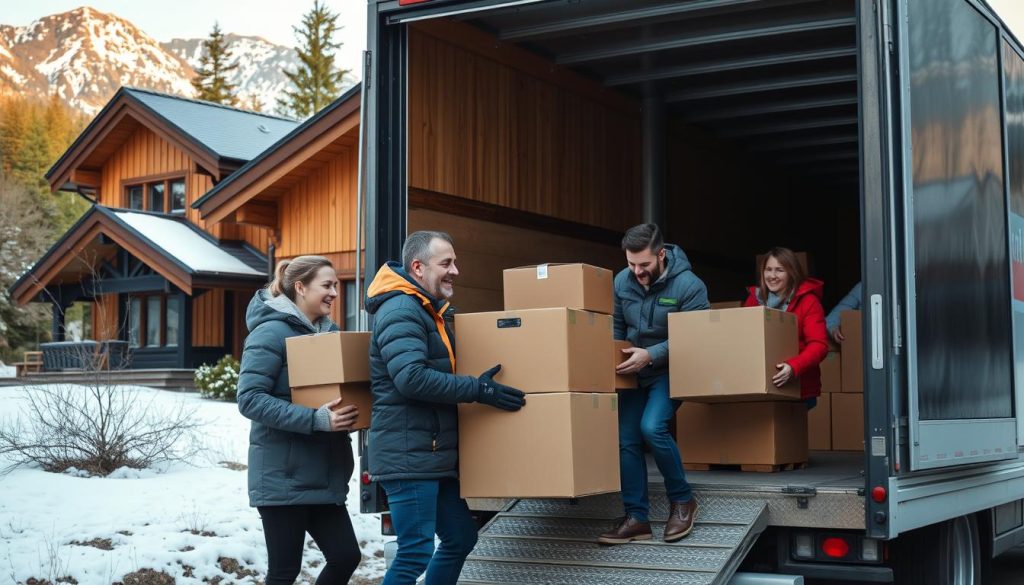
[191,289,225,347]
[408,208,623,314]
[277,146,360,259]
[99,126,269,251]
[408,23,643,233]
[92,294,120,341]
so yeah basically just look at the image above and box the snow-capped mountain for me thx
[163,34,301,113]
[0,7,313,115]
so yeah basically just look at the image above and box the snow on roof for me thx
[114,211,263,275]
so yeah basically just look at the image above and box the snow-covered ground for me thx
[0,384,388,584]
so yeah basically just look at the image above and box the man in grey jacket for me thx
[598,223,710,545]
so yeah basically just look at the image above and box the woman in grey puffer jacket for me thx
[237,255,361,584]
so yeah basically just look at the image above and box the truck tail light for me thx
[822,537,851,559]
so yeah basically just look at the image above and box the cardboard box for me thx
[285,331,370,387]
[458,392,620,498]
[840,310,863,392]
[455,308,614,393]
[756,251,810,275]
[820,352,842,393]
[808,392,832,450]
[676,401,808,466]
[832,392,864,451]
[503,263,614,315]
[290,383,373,430]
[613,340,638,389]
[668,307,800,402]
[710,301,743,310]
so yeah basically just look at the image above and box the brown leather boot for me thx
[596,516,653,545]
[664,499,698,542]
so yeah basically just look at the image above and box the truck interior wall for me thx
[407,20,643,233]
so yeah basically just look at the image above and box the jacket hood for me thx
[245,288,335,334]
[663,244,693,279]
[365,262,450,316]
[364,262,456,372]
[747,277,825,305]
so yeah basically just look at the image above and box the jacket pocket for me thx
[287,436,330,490]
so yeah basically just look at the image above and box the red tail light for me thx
[822,537,851,558]
[361,471,372,485]
[871,486,887,503]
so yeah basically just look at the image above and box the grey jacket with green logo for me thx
[613,244,710,381]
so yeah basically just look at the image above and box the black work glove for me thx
[477,364,526,411]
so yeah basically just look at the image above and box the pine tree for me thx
[192,22,239,105]
[277,0,350,118]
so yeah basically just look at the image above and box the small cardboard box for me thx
[757,251,810,275]
[808,392,832,450]
[290,383,373,430]
[458,392,620,498]
[710,301,743,310]
[668,306,800,402]
[613,340,638,389]
[820,352,842,393]
[503,263,614,315]
[840,310,863,392]
[285,331,370,387]
[832,392,864,451]
[455,308,614,393]
[677,401,808,466]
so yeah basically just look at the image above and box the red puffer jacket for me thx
[743,278,829,399]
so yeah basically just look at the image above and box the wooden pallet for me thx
[684,461,808,473]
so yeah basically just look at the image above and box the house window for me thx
[127,294,180,348]
[124,177,186,213]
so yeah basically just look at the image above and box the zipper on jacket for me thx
[431,411,440,452]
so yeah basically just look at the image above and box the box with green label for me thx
[669,306,801,402]
[459,392,620,498]
[455,308,614,393]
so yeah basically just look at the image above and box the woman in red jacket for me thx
[742,247,829,402]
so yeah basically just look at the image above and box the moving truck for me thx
[356,0,1024,583]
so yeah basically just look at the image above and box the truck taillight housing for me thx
[821,537,851,559]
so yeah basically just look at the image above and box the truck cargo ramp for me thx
[459,491,769,585]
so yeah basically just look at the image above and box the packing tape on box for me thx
[611,395,617,411]
[709,310,721,322]
[588,312,596,325]
[592,394,599,408]
[568,310,576,325]
[536,264,549,279]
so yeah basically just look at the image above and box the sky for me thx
[1,1,368,79]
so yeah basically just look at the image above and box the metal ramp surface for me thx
[459,491,769,585]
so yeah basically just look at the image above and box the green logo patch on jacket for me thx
[657,297,678,306]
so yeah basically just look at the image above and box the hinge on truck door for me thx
[363,51,372,90]
[783,486,817,509]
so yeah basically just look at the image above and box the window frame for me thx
[127,293,179,348]
[122,173,187,214]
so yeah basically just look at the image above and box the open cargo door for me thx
[894,0,1018,470]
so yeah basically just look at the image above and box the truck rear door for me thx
[894,0,1019,471]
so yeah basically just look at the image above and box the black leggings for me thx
[258,504,361,585]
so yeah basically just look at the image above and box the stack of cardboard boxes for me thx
[669,306,809,469]
[285,332,374,430]
[808,309,865,452]
[454,264,620,498]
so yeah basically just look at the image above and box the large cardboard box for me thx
[808,392,832,450]
[503,263,614,315]
[832,392,864,451]
[756,251,810,275]
[285,331,371,387]
[668,306,800,402]
[290,383,373,430]
[710,301,743,310]
[455,308,614,393]
[458,392,620,498]
[677,401,808,466]
[613,340,638,389]
[840,310,863,392]
[820,352,842,393]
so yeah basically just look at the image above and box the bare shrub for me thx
[0,371,203,475]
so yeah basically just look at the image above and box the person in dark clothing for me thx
[598,223,709,546]
[237,255,362,585]
[365,230,526,585]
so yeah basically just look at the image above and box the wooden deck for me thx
[1,368,196,391]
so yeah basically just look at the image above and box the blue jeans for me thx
[380,478,478,585]
[618,374,692,522]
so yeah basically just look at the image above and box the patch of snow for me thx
[0,385,387,584]
[113,211,263,276]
